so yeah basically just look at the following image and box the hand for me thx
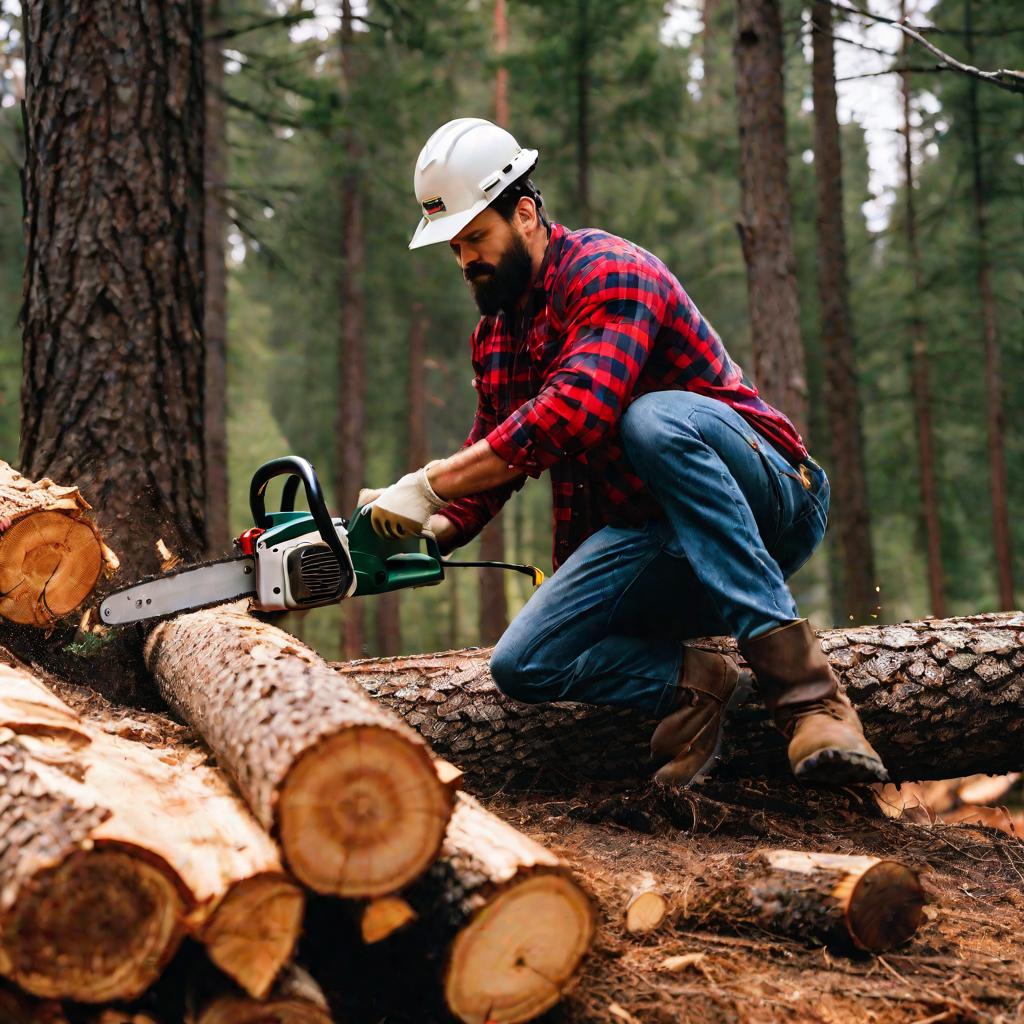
[371,466,446,539]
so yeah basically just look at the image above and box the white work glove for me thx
[370,464,446,539]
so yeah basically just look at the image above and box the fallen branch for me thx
[334,613,1024,785]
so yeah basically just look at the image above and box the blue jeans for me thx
[490,391,830,715]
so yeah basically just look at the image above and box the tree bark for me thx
[810,2,878,625]
[575,0,591,225]
[20,0,207,582]
[0,655,303,1001]
[334,613,1024,785]
[0,462,108,626]
[733,0,808,438]
[679,849,925,952]
[965,0,1014,611]
[898,4,946,618]
[145,602,454,897]
[494,0,509,128]
[337,0,366,659]
[203,0,230,556]
[415,793,595,1023]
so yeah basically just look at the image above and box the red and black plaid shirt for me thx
[438,223,808,570]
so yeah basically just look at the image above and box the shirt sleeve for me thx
[484,255,667,477]
[435,373,526,551]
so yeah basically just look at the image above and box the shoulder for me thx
[549,228,673,316]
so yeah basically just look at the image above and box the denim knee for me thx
[490,633,547,704]
[621,391,702,474]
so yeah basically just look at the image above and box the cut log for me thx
[624,874,669,934]
[0,461,108,626]
[189,965,332,1024]
[405,793,596,1024]
[680,849,926,952]
[0,655,302,1000]
[334,613,1024,784]
[145,603,454,897]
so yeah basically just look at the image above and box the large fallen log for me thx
[0,656,303,1001]
[678,849,926,952]
[334,613,1024,785]
[145,603,455,897]
[0,461,109,626]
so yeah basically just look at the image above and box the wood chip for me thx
[660,952,707,973]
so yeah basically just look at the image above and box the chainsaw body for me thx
[100,456,533,627]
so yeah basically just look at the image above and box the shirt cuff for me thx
[485,420,550,478]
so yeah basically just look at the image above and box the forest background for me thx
[0,0,1020,662]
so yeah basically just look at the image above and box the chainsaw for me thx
[99,455,544,627]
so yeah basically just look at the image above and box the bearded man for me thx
[362,118,888,788]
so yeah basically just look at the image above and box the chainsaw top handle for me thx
[248,456,350,599]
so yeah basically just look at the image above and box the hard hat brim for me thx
[408,199,490,250]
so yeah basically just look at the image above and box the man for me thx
[364,117,888,787]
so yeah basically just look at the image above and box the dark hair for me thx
[490,170,550,229]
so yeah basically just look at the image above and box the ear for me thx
[514,195,539,235]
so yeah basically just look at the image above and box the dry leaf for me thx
[957,773,1020,806]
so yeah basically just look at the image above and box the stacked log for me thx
[188,965,331,1024]
[0,655,303,1002]
[333,613,1024,785]
[145,603,456,898]
[0,462,110,627]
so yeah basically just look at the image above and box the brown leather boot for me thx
[650,647,752,786]
[739,618,889,784]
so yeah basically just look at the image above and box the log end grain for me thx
[200,874,306,999]
[278,724,453,898]
[624,887,669,934]
[445,871,595,1024]
[0,512,102,626]
[842,859,927,952]
[3,847,184,1002]
[360,895,418,943]
[196,965,332,1024]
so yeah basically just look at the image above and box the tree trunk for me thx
[337,0,366,659]
[898,6,945,618]
[203,0,230,556]
[575,0,591,225]
[20,0,207,582]
[145,602,454,896]
[810,2,877,625]
[733,0,808,439]
[965,0,1014,611]
[334,612,1024,785]
[0,462,107,626]
[0,656,303,1001]
[680,849,925,952]
[494,0,509,128]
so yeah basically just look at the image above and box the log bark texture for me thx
[146,603,454,897]
[679,849,925,952]
[0,462,107,626]
[20,0,207,581]
[377,793,595,1024]
[335,613,1024,785]
[0,655,302,1001]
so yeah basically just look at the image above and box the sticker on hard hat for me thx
[422,196,446,216]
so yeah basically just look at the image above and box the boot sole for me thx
[793,746,890,785]
[654,669,754,787]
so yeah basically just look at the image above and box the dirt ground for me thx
[479,778,1024,1024]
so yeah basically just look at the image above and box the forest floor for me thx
[481,779,1024,1024]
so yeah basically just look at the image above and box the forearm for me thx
[426,440,524,501]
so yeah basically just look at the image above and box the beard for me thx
[464,231,533,316]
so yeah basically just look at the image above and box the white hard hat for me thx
[409,117,539,250]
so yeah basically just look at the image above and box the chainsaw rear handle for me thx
[249,456,350,598]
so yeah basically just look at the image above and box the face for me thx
[449,207,534,316]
